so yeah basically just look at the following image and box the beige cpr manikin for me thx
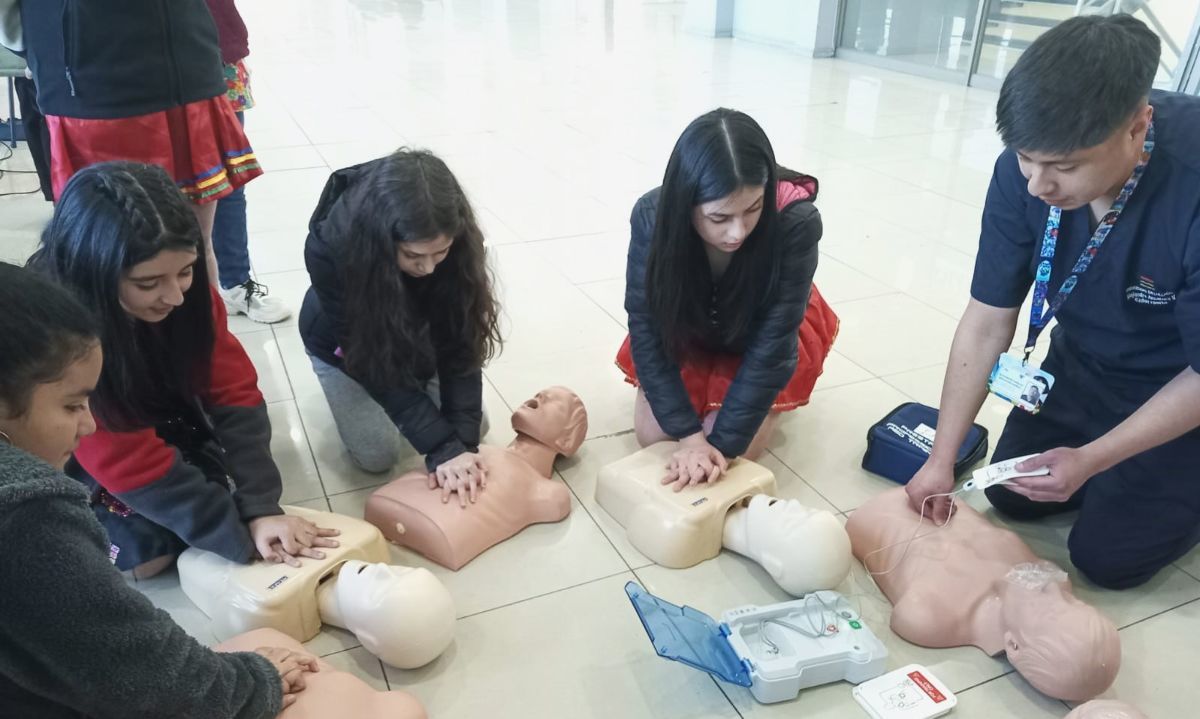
[365,387,588,570]
[216,628,426,719]
[846,488,1121,702]
[178,506,455,669]
[597,444,851,591]
[1065,700,1148,719]
[596,442,777,569]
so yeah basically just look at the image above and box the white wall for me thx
[728,0,839,57]
[684,0,735,38]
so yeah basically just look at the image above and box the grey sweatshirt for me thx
[0,442,283,718]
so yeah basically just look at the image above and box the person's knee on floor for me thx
[1067,532,1162,590]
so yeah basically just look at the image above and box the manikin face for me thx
[119,249,197,322]
[1015,105,1152,211]
[335,560,456,669]
[691,185,765,254]
[0,344,102,469]
[511,386,587,454]
[397,234,453,278]
[1001,573,1120,701]
[741,495,852,596]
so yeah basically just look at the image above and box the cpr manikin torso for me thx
[1065,700,1148,719]
[216,628,426,719]
[596,443,852,594]
[845,488,1120,701]
[364,387,588,570]
[178,506,455,669]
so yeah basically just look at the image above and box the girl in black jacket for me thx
[618,109,839,490]
[300,149,502,506]
[0,262,315,719]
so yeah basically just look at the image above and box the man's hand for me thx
[1006,447,1099,503]
[905,460,957,523]
[662,432,729,492]
[248,515,341,567]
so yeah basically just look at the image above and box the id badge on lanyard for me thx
[987,123,1155,414]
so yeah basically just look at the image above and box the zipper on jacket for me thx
[60,0,77,96]
[158,0,183,106]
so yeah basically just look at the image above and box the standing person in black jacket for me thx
[0,262,316,719]
[300,149,502,507]
[617,109,839,491]
[19,0,263,289]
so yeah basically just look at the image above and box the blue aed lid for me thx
[624,581,753,688]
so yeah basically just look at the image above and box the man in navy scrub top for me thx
[905,14,1200,590]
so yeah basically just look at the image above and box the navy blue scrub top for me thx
[970,90,1200,385]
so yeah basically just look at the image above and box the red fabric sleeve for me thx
[204,286,264,409]
[74,423,176,494]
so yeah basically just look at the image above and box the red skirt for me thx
[616,285,840,415]
[46,96,262,203]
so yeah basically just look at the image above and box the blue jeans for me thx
[212,111,252,290]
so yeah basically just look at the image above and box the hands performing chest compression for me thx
[662,432,729,492]
[249,515,342,567]
[427,451,489,507]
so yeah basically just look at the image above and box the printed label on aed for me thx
[907,671,947,703]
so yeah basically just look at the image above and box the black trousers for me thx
[12,76,54,201]
[985,340,1200,589]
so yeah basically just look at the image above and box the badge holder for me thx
[624,582,888,704]
[987,353,1055,415]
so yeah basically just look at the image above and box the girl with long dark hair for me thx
[300,149,502,507]
[0,262,315,718]
[29,161,337,578]
[618,108,839,490]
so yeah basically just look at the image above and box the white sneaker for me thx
[221,280,292,324]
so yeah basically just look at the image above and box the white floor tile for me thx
[384,574,739,719]
[832,294,958,376]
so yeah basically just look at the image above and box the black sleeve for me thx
[708,204,821,457]
[115,453,258,563]
[437,365,484,451]
[0,496,282,719]
[970,150,1037,309]
[624,195,705,440]
[208,404,285,522]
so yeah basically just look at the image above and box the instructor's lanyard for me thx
[1022,122,1155,362]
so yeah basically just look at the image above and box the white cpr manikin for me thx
[723,494,852,595]
[178,506,456,669]
[597,443,852,594]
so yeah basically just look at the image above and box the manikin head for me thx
[511,386,588,456]
[332,560,456,669]
[1065,700,1148,719]
[1000,562,1121,701]
[723,495,851,596]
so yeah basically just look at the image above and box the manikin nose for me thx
[524,398,539,409]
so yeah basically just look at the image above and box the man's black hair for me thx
[996,14,1160,154]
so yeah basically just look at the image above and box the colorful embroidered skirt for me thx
[47,95,262,203]
[616,285,840,415]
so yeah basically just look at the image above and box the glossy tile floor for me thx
[3,1,1199,717]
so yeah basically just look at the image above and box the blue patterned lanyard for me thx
[1023,122,1155,362]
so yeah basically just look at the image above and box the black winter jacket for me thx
[625,184,822,457]
[20,0,226,119]
[299,160,484,472]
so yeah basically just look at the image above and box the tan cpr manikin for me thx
[178,506,455,669]
[1065,700,1148,719]
[596,442,852,594]
[216,628,426,719]
[845,488,1121,702]
[364,387,588,570]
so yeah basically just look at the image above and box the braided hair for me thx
[28,162,215,431]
